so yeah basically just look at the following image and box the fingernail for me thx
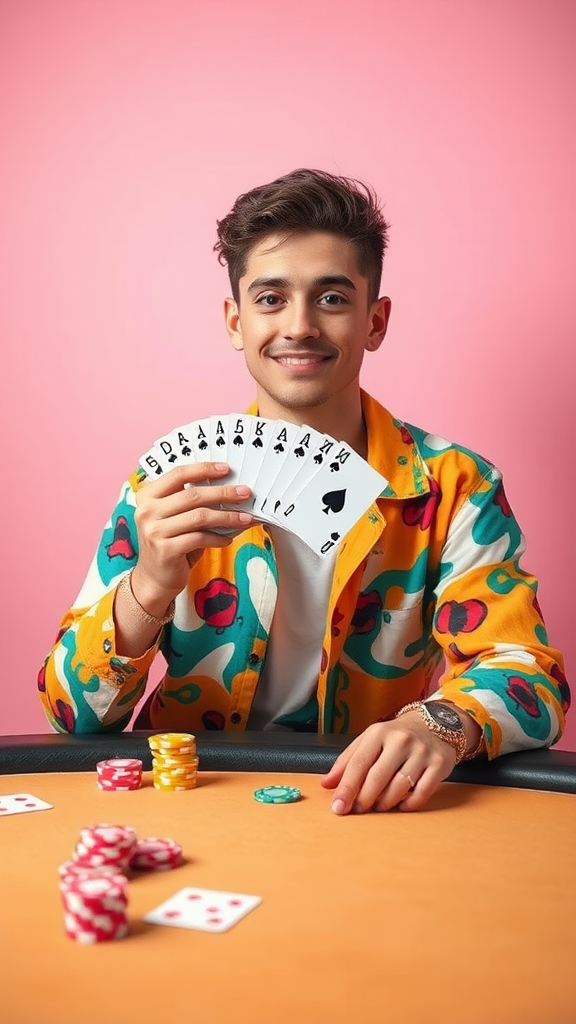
[235,485,251,496]
[238,512,252,523]
[214,463,229,472]
[332,798,346,815]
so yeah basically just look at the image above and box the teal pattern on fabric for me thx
[97,488,139,586]
[323,663,351,733]
[343,550,429,677]
[59,630,103,732]
[470,482,522,562]
[161,542,277,694]
[460,668,556,741]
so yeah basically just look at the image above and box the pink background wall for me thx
[1,0,574,748]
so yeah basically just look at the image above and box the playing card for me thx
[223,413,252,489]
[279,443,388,555]
[264,426,336,524]
[234,416,274,493]
[138,436,175,477]
[190,417,212,461]
[145,887,262,933]
[251,420,301,519]
[167,422,196,464]
[0,793,53,815]
[209,414,229,460]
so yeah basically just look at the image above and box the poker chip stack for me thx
[60,872,129,944]
[72,824,138,872]
[148,733,199,791]
[96,758,143,791]
[59,824,184,942]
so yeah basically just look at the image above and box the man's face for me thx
[224,232,391,420]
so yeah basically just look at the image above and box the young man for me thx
[39,169,569,815]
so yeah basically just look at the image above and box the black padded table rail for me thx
[1,732,575,793]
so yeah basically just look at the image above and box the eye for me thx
[318,293,347,306]
[255,293,283,307]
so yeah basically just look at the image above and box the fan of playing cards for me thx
[139,414,388,557]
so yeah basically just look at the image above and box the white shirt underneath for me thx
[247,527,337,731]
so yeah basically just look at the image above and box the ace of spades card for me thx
[276,441,387,555]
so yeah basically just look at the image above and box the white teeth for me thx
[277,357,323,365]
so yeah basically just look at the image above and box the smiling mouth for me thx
[272,355,330,366]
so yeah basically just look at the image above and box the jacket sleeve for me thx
[428,465,569,757]
[38,470,164,734]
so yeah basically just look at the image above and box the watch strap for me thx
[395,701,468,763]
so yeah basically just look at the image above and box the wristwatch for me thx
[395,700,468,763]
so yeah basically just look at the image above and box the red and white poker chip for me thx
[129,837,183,872]
[96,759,143,791]
[60,874,129,943]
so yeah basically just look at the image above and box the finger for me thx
[141,485,252,523]
[328,729,386,815]
[370,764,422,813]
[142,462,231,497]
[320,735,364,789]
[396,764,447,812]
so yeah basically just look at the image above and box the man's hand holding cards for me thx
[139,414,388,557]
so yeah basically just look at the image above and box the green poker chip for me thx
[253,785,302,804]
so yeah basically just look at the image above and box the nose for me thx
[282,300,320,342]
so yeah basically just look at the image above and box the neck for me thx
[255,386,368,459]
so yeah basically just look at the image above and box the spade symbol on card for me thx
[233,436,244,446]
[274,443,285,453]
[252,438,264,449]
[294,446,306,458]
[168,453,177,462]
[322,489,346,515]
[181,446,192,456]
[329,462,340,472]
[216,436,226,447]
[314,453,324,464]
[198,440,208,451]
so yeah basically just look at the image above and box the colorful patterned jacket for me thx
[39,392,569,754]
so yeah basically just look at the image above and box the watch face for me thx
[426,702,463,732]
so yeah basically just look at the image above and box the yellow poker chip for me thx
[153,780,197,791]
[148,732,196,751]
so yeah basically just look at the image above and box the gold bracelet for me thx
[117,570,175,628]
[463,731,486,761]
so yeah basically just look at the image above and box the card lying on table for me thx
[138,414,388,558]
[0,794,53,815]
[145,887,262,933]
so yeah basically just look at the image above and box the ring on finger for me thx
[398,770,415,790]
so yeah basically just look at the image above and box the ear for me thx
[365,296,392,353]
[224,297,244,351]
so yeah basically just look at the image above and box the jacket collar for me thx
[246,389,429,502]
[361,390,430,499]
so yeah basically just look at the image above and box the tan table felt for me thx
[1,770,575,1024]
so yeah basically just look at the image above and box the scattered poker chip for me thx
[129,837,183,872]
[253,785,302,804]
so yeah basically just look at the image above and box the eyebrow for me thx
[246,275,357,293]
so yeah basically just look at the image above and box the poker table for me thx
[2,732,575,1024]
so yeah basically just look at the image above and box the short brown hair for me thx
[214,168,389,304]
